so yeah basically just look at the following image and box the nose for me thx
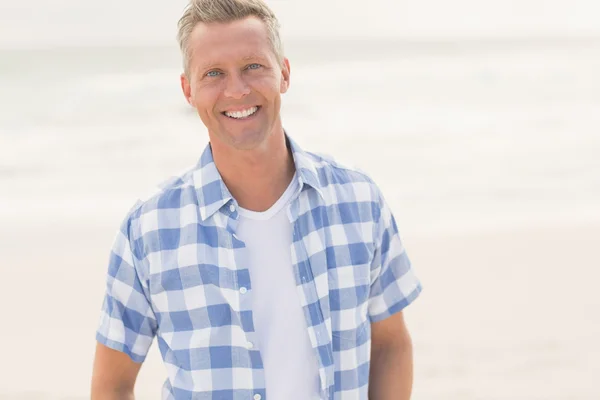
[223,72,250,99]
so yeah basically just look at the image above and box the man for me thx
[91,0,422,399]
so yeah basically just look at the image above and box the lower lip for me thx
[222,106,261,121]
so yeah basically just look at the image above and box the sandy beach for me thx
[1,222,598,399]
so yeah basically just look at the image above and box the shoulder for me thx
[119,165,198,237]
[305,150,386,205]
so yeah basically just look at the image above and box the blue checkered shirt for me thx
[97,135,422,399]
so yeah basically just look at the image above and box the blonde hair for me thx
[177,0,284,76]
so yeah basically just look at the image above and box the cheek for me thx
[252,74,282,96]
[192,87,219,114]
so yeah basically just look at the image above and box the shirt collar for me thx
[192,132,323,222]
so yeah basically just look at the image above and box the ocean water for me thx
[1,38,599,235]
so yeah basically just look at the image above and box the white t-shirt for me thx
[236,175,322,400]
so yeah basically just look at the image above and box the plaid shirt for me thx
[97,135,422,400]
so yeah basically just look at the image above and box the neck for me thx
[210,127,296,212]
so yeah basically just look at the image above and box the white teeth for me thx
[225,106,258,119]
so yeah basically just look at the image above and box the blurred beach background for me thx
[1,0,599,398]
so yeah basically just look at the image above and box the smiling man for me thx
[91,1,422,399]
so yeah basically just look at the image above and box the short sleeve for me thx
[368,193,422,322]
[96,214,157,362]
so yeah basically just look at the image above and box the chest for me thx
[141,200,376,337]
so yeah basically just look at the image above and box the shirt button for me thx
[239,287,247,294]
[246,341,254,350]
[253,395,262,400]
[229,204,236,213]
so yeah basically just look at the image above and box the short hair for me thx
[177,0,284,76]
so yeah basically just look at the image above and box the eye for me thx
[247,63,262,70]
[206,70,221,77]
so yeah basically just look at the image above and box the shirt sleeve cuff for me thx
[369,281,423,323]
[95,331,147,363]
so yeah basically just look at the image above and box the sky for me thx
[0,0,599,48]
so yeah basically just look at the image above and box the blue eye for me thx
[206,70,221,77]
[247,63,261,70]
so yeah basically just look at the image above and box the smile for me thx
[222,106,260,119]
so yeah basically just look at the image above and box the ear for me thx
[280,57,291,94]
[180,73,194,106]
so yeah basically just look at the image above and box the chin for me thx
[224,128,271,151]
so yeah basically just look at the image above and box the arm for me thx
[91,343,142,400]
[368,311,414,400]
[93,212,157,399]
[367,186,422,399]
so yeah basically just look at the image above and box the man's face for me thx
[181,16,290,150]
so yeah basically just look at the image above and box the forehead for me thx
[188,16,274,68]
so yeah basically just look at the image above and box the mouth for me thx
[221,106,261,120]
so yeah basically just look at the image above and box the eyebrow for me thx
[241,53,268,62]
